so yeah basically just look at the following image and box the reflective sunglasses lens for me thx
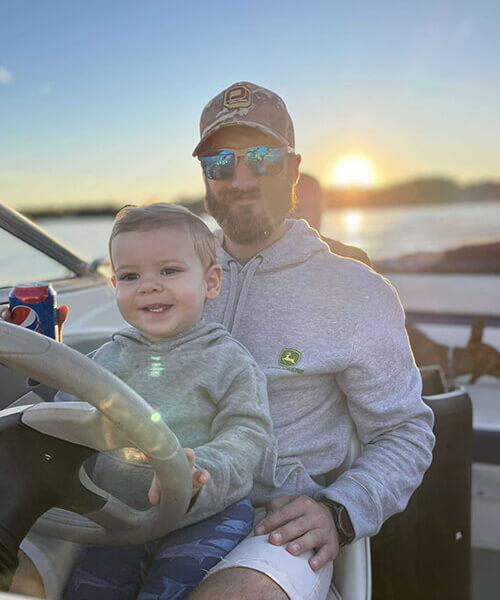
[200,151,235,180]
[247,147,284,176]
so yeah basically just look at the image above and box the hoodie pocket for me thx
[293,466,324,497]
[272,459,324,497]
[257,438,323,497]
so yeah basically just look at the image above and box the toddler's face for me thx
[111,226,220,342]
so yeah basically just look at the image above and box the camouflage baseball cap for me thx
[192,81,295,156]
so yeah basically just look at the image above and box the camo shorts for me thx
[63,497,254,600]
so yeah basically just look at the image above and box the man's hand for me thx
[148,447,210,505]
[1,304,69,342]
[254,495,339,571]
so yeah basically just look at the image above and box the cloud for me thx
[0,65,13,84]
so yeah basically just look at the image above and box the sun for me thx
[330,154,377,188]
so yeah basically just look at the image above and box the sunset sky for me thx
[1,0,499,210]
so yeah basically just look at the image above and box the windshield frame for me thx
[0,204,98,277]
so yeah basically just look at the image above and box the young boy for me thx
[54,203,272,600]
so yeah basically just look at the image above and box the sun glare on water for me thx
[330,154,377,188]
[342,211,362,233]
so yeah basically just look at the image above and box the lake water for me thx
[37,201,499,263]
[320,201,500,260]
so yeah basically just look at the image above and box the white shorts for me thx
[204,508,339,600]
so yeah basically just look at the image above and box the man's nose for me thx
[232,156,257,189]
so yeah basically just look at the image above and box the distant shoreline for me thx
[25,199,205,219]
[324,177,500,209]
[15,176,500,219]
[24,197,498,220]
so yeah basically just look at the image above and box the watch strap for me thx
[319,498,355,547]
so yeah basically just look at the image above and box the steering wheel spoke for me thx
[22,401,132,452]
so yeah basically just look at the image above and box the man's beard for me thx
[205,182,296,245]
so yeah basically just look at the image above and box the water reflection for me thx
[321,201,500,261]
[342,210,362,234]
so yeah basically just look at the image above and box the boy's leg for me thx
[138,497,253,600]
[63,544,147,600]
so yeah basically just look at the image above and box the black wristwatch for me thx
[319,498,355,547]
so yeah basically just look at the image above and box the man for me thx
[186,82,435,600]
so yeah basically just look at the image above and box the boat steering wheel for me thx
[0,321,192,547]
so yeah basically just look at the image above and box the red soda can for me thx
[9,283,58,340]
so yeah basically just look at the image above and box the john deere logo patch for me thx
[224,84,252,109]
[279,349,302,367]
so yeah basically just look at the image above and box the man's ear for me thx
[292,154,302,184]
[205,264,222,299]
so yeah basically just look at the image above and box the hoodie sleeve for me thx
[181,352,272,526]
[318,276,435,541]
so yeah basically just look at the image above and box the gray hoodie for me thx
[56,321,272,527]
[203,219,435,540]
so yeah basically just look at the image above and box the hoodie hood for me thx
[207,219,331,333]
[111,320,228,353]
[215,219,330,274]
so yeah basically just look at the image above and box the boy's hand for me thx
[185,448,211,497]
[0,304,69,342]
[148,447,210,505]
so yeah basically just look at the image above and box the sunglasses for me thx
[199,146,294,180]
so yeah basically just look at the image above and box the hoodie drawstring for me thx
[218,221,327,332]
[230,256,263,335]
[222,260,239,330]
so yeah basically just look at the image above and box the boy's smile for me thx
[142,304,171,313]
[111,225,221,342]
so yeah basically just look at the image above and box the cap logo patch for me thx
[224,85,252,109]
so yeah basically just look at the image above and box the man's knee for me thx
[188,566,289,600]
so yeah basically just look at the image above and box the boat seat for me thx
[327,431,372,600]
[419,364,447,395]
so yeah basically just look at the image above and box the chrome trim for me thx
[0,203,98,277]
[407,310,500,328]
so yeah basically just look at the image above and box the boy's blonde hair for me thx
[109,203,217,269]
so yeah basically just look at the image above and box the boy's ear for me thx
[205,264,222,300]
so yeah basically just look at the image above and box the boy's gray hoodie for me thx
[203,219,435,541]
[56,321,272,527]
